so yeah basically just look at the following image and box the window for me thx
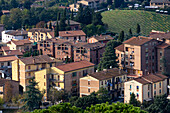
[28,73,31,76]
[154,91,156,96]
[130,92,132,95]
[125,47,128,51]
[145,48,148,52]
[101,81,103,85]
[130,85,132,90]
[50,63,52,67]
[160,51,162,56]
[8,62,10,66]
[154,84,156,89]
[148,92,150,97]
[88,81,90,85]
[1,63,4,67]
[72,72,77,77]
[88,88,90,92]
[159,82,161,88]
[137,86,139,91]
[44,75,45,79]
[136,93,139,98]
[28,66,31,70]
[44,82,46,86]
[148,85,150,90]
[74,37,76,40]
[159,89,161,94]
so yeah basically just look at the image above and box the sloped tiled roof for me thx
[59,30,86,37]
[0,56,18,62]
[88,68,127,80]
[90,35,114,41]
[20,55,55,65]
[4,50,23,56]
[115,44,124,52]
[11,39,32,46]
[123,37,153,46]
[134,77,151,85]
[150,32,170,40]
[156,43,170,49]
[56,60,95,72]
[28,28,52,33]
[5,30,27,36]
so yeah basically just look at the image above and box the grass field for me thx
[102,10,170,35]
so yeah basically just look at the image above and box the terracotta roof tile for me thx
[28,28,52,33]
[142,74,168,83]
[150,32,170,40]
[1,46,10,51]
[88,68,127,80]
[56,60,95,72]
[0,56,18,62]
[115,44,124,52]
[4,50,23,56]
[90,35,114,41]
[11,39,32,46]
[156,43,170,49]
[20,55,55,65]
[134,77,151,85]
[123,37,153,46]
[5,30,27,36]
[59,30,86,37]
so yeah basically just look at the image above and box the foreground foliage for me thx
[32,102,147,113]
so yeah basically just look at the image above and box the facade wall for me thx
[64,67,94,95]
[2,31,25,43]
[38,41,54,57]
[60,35,86,42]
[7,42,32,51]
[80,77,99,97]
[28,31,52,42]
[124,80,143,103]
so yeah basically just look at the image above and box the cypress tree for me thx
[71,9,74,20]
[136,24,141,34]
[97,40,120,71]
[49,22,52,29]
[118,31,124,42]
[21,78,42,111]
[55,20,59,37]
[129,28,132,36]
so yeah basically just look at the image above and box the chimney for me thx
[33,58,35,64]
[103,69,107,72]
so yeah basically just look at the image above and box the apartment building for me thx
[74,42,105,64]
[88,35,114,44]
[38,38,105,64]
[150,0,170,8]
[156,43,170,74]
[124,73,168,103]
[34,60,95,98]
[12,55,62,91]
[80,68,127,98]
[59,30,86,42]
[28,28,54,42]
[0,56,18,79]
[2,30,28,43]
[47,20,81,30]
[0,79,19,99]
[7,39,32,52]
[115,36,159,75]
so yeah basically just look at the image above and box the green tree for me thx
[74,92,99,109]
[136,24,141,34]
[96,88,111,103]
[0,97,4,108]
[22,9,31,27]
[55,20,59,37]
[129,28,132,36]
[97,40,120,71]
[147,94,170,113]
[129,93,141,107]
[10,0,18,8]
[92,12,103,26]
[71,9,74,20]
[21,78,42,111]
[9,8,22,29]
[83,24,96,37]
[75,3,83,23]
[96,25,105,35]
[49,21,52,29]
[23,0,32,9]
[59,17,67,31]
[118,30,124,42]
[107,0,112,5]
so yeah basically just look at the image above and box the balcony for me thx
[49,78,64,83]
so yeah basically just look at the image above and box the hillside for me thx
[102,10,170,35]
